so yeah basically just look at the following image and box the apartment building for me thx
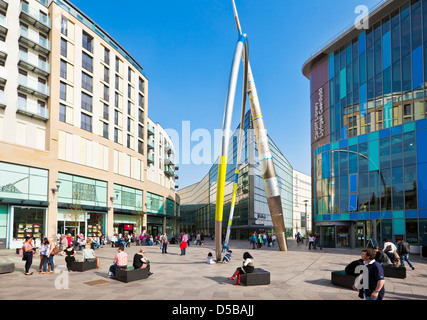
[0,0,179,248]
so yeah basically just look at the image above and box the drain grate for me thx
[84,279,109,286]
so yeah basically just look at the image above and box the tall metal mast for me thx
[216,1,288,260]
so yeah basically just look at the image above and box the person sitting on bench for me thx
[133,249,152,276]
[228,252,254,285]
[108,246,128,278]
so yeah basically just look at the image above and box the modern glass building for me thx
[178,110,306,240]
[303,0,427,250]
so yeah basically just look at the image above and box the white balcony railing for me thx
[19,74,49,97]
[17,99,49,120]
[19,51,50,74]
[20,27,50,52]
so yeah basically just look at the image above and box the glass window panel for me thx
[392,166,404,210]
[411,0,422,50]
[417,128,427,164]
[368,139,380,171]
[391,12,401,64]
[367,47,374,80]
[380,137,391,169]
[391,135,403,167]
[359,142,369,172]
[375,73,383,97]
[359,171,369,211]
[401,3,411,57]
[412,45,423,90]
[349,145,358,174]
[383,67,391,95]
[418,163,427,209]
[349,194,358,212]
[402,54,412,92]
[360,52,366,85]
[369,171,380,211]
[380,168,392,211]
[381,219,393,243]
[403,131,416,165]
[406,219,418,244]
[339,175,348,213]
[404,164,417,209]
[350,174,358,193]
[339,148,348,176]
[382,31,391,71]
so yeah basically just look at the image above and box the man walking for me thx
[353,248,385,300]
[397,239,415,270]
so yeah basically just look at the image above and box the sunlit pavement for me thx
[0,238,426,300]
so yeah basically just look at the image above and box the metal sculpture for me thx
[215,0,288,261]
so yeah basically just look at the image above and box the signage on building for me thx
[314,87,325,141]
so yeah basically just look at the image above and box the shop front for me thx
[56,173,108,239]
[0,161,49,249]
[57,209,106,238]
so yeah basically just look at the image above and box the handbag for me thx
[50,245,60,256]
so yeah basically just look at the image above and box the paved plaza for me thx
[0,238,426,301]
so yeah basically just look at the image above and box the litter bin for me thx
[0,238,6,249]
[422,246,427,258]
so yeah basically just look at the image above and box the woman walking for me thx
[22,236,35,275]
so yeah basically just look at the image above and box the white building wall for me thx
[293,169,312,236]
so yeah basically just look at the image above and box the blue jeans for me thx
[42,255,54,272]
[386,251,395,263]
[400,253,414,268]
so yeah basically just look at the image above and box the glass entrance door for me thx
[321,226,335,248]
[355,222,365,248]
[337,225,350,247]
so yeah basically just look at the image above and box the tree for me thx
[65,190,85,237]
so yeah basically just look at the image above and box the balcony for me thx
[164,154,174,165]
[17,99,49,121]
[0,14,8,35]
[147,138,154,150]
[0,66,7,84]
[147,124,155,136]
[20,2,51,32]
[147,153,154,165]
[18,75,49,99]
[19,27,50,54]
[0,0,8,11]
[164,165,174,177]
[0,91,6,109]
[18,51,50,76]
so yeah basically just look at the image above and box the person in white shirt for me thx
[383,239,398,265]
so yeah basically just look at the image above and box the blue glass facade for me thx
[306,0,427,248]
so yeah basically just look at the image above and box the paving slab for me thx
[0,238,426,301]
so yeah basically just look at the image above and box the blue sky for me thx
[70,0,380,189]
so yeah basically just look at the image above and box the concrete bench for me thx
[384,266,406,279]
[331,270,357,289]
[70,259,97,272]
[240,268,270,286]
[115,267,149,283]
[0,262,15,274]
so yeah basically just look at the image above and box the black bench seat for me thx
[0,262,15,274]
[70,259,97,272]
[115,267,149,283]
[240,268,270,286]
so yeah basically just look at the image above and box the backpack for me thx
[400,241,410,255]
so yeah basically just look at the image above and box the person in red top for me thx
[108,246,128,278]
